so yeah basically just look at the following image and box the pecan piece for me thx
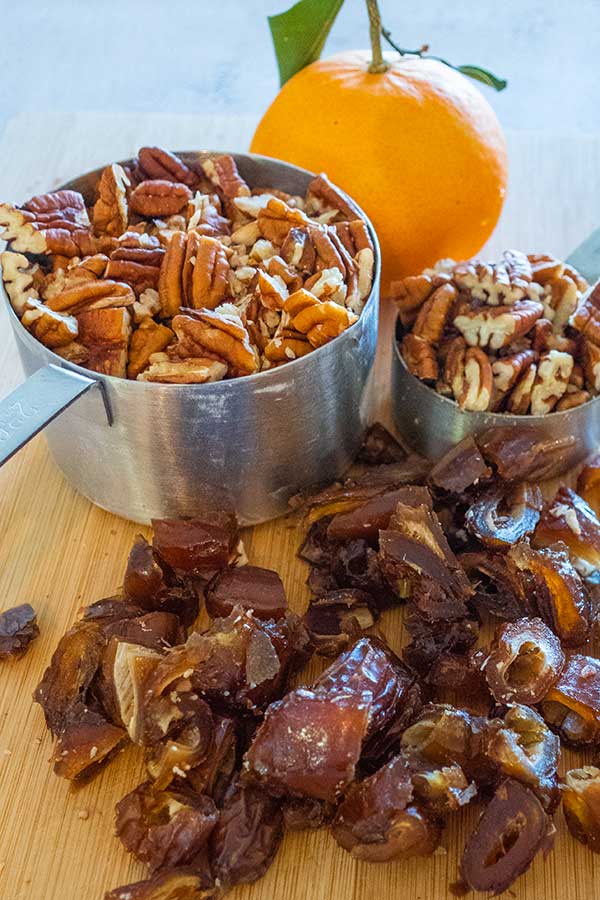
[257,269,288,310]
[391,274,443,327]
[92,163,130,237]
[492,349,537,393]
[412,282,457,343]
[0,603,39,659]
[506,362,537,414]
[285,287,357,348]
[202,154,251,206]
[130,180,192,217]
[138,354,227,384]
[306,173,364,220]
[580,336,600,392]
[447,344,493,411]
[105,246,165,295]
[263,330,312,364]
[137,146,198,188]
[158,233,229,316]
[1,250,41,315]
[171,308,258,376]
[257,197,312,244]
[128,319,174,379]
[571,281,600,345]
[557,389,590,410]
[531,318,576,355]
[529,349,573,414]
[77,306,132,378]
[0,191,104,257]
[542,272,580,332]
[454,299,544,350]
[22,298,78,349]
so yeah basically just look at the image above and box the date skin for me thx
[0,603,39,659]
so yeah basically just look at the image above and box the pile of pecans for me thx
[393,249,600,415]
[0,147,375,382]
[31,423,600,898]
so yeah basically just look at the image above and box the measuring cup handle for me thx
[0,363,97,467]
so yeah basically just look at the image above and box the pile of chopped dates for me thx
[393,249,600,414]
[0,147,374,382]
[34,423,600,898]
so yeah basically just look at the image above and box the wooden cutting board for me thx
[1,114,600,900]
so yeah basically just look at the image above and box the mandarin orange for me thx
[251,51,508,289]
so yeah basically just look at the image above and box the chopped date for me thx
[460,551,529,621]
[144,699,215,791]
[479,428,578,483]
[429,435,491,495]
[104,867,214,900]
[282,796,333,831]
[402,610,479,679]
[304,589,377,657]
[205,565,287,620]
[465,482,542,549]
[484,705,560,811]
[401,704,491,785]
[210,780,284,889]
[541,654,600,745]
[332,754,440,861]
[562,766,600,852]
[460,779,552,894]
[152,513,237,578]
[410,760,477,814]
[115,781,218,873]
[0,603,39,659]
[578,455,600,520]
[123,535,169,605]
[533,486,600,577]
[326,485,433,542]
[483,617,565,705]
[243,687,370,802]
[52,706,126,781]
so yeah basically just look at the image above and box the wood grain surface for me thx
[1,114,600,900]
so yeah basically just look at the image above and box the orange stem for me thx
[366,0,389,73]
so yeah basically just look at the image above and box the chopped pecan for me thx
[77,307,132,378]
[106,246,165,295]
[257,269,288,310]
[0,603,39,659]
[257,197,312,244]
[529,349,573,414]
[284,288,357,348]
[137,147,198,188]
[392,273,446,327]
[506,362,537,414]
[532,317,576,354]
[93,163,130,237]
[580,336,600,391]
[447,343,493,411]
[454,299,544,350]
[130,180,192,218]
[0,250,41,315]
[557,389,590,410]
[571,282,600,345]
[412,282,457,343]
[333,219,374,256]
[137,354,227,384]
[128,319,174,379]
[306,173,363,221]
[492,349,537,393]
[22,298,79,349]
[202,154,251,208]
[170,308,257,376]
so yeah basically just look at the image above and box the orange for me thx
[251,51,508,290]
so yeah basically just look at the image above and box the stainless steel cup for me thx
[0,152,380,525]
[391,315,600,472]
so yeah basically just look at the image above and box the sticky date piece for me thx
[204,565,287,620]
[483,617,565,705]
[461,779,552,894]
[562,766,600,852]
[541,654,600,745]
[0,603,39,658]
[465,483,542,549]
[304,589,377,657]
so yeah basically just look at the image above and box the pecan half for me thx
[281,226,317,274]
[454,299,544,350]
[158,232,229,317]
[92,164,130,237]
[137,354,227,384]
[391,274,442,327]
[130,180,192,218]
[46,279,135,314]
[77,307,132,377]
[580,337,600,392]
[202,155,251,206]
[412,282,457,344]
[447,343,492,411]
[506,362,537,414]
[492,349,537,393]
[0,192,106,257]
[306,173,363,221]
[452,249,534,305]
[105,246,165,295]
[401,334,438,382]
[22,298,78,349]
[542,273,580,333]
[571,282,600,346]
[137,146,198,188]
[532,318,577,355]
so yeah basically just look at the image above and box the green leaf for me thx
[268,0,345,86]
[456,65,507,92]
